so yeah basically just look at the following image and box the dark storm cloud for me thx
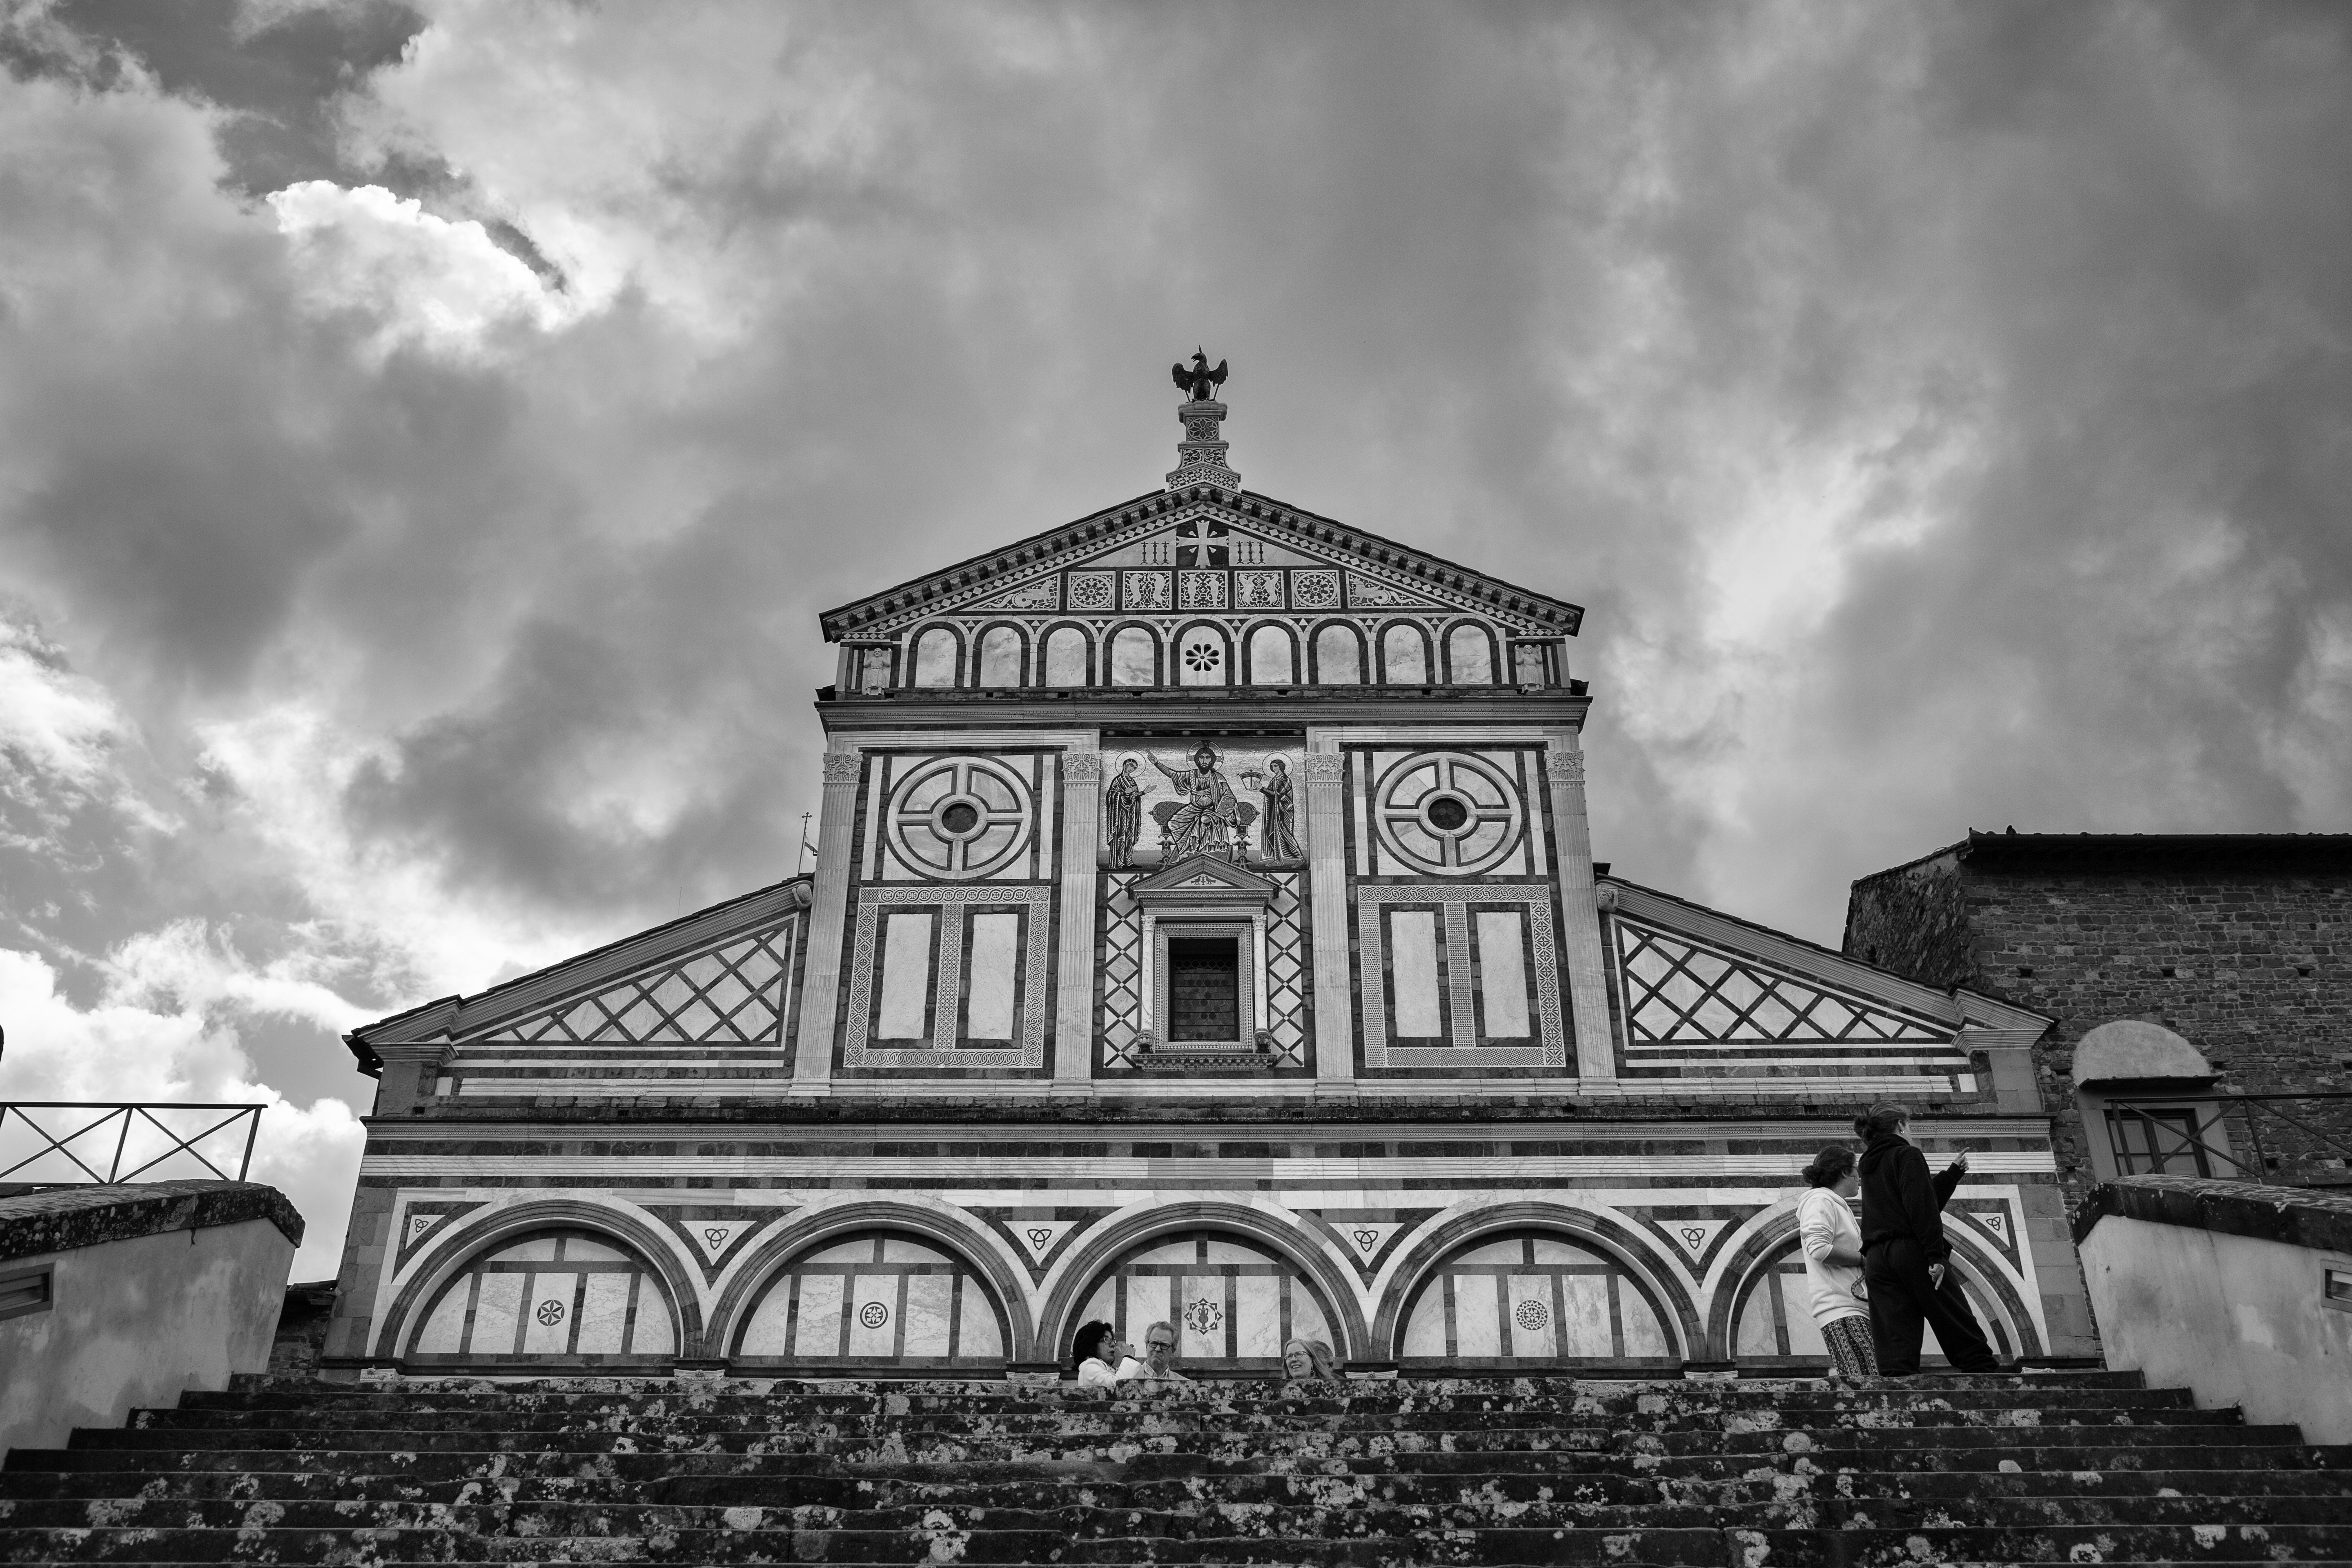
[4,0,2350,996]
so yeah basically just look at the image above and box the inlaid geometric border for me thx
[1098,874,1145,1070]
[1615,919,1952,1047]
[843,884,1053,1069]
[1357,884,1564,1070]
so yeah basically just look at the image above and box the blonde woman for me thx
[1280,1337,1345,1384]
[1797,1145,1877,1379]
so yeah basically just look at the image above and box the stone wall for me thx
[1847,841,2352,1209]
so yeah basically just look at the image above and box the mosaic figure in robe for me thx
[1153,745,1242,862]
[1105,758,1144,869]
[1257,757,1301,861]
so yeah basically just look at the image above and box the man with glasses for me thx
[1129,1320,1189,1383]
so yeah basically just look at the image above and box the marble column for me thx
[1301,746,1356,1088]
[1052,749,1103,1091]
[1543,731,1617,1083]
[791,748,866,1095]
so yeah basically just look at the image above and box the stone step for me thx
[1749,1523,2352,1567]
[120,1403,2247,1440]
[65,1417,2290,1459]
[180,1381,2187,1417]
[11,1485,2352,1537]
[14,1439,2345,1484]
[0,1523,1743,1564]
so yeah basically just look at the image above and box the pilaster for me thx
[790,747,866,1095]
[1053,748,1104,1091]
[1543,731,1616,1083]
[1301,742,1356,1088]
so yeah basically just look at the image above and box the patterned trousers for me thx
[1820,1314,1879,1378]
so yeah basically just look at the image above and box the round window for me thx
[1425,795,1470,832]
[938,801,980,835]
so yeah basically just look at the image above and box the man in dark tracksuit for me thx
[1857,1111,2000,1374]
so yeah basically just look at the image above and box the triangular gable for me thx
[1617,918,1951,1046]
[464,925,794,1045]
[1130,855,1278,897]
[351,878,811,1050]
[817,487,1583,642]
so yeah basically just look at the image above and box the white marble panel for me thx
[901,1272,954,1358]
[1233,1274,1280,1359]
[1452,1274,1499,1357]
[736,1292,791,1357]
[470,1272,523,1355]
[1401,1293,1445,1359]
[504,1238,558,1262]
[1780,1279,1827,1356]
[959,1289,1003,1359]
[1390,911,1443,1037]
[625,1268,673,1354]
[1177,1275,1225,1360]
[876,913,934,1040]
[1559,1275,1613,1357]
[1476,911,1531,1038]
[521,1272,576,1354]
[413,1284,468,1354]
[966,914,1020,1040]
[1291,1287,1331,1350]
[847,1274,896,1356]
[1507,1274,1552,1359]
[794,1276,844,1358]
[566,1237,627,1262]
[575,1273,631,1354]
[1621,1283,1670,1359]
[1124,1274,1172,1343]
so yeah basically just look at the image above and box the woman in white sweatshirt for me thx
[1796,1145,1878,1379]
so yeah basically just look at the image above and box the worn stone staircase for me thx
[3,1371,2349,1565]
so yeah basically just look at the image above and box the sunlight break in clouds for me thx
[268,180,582,359]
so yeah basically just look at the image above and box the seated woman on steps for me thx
[1281,1337,1345,1385]
[1071,1320,1131,1392]
[1796,1144,1878,1380]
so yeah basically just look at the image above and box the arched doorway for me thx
[1729,1241,2016,1366]
[733,1233,1008,1373]
[1074,1231,1339,1374]
[1397,1231,1676,1370]
[406,1229,679,1370]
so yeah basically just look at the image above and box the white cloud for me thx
[267,180,582,360]
[0,946,365,1280]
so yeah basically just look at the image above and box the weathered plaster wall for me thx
[0,1220,295,1456]
[2077,1178,2352,1444]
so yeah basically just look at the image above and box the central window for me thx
[1166,937,1241,1042]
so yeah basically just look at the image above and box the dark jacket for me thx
[1858,1131,1964,1263]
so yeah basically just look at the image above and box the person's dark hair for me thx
[1803,1145,1857,1187]
[1071,1319,1114,1371]
[1852,1101,1911,1142]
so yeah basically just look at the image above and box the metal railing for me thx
[2104,1092,2352,1184]
[0,1102,264,1185]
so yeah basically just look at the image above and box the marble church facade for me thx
[325,370,2097,1379]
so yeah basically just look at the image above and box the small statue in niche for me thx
[1152,744,1243,863]
[1256,757,1302,861]
[1105,757,1144,869]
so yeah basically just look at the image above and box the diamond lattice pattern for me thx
[476,927,793,1044]
[1098,877,1145,1068]
[1618,923,1946,1045]
[1264,874,1307,1066]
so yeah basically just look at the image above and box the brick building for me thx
[1844,832,2352,1207]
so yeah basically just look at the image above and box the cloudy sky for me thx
[3,0,2348,1275]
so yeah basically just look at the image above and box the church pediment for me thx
[818,487,1581,641]
[1131,853,1279,911]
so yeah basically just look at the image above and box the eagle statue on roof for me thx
[1172,349,1228,403]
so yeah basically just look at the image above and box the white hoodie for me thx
[1796,1187,1869,1326]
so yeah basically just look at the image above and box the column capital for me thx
[822,752,865,785]
[1062,749,1104,784]
[1301,752,1348,786]
[1544,748,1584,784]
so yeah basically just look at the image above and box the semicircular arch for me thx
[1374,1201,1698,1363]
[708,1200,1034,1365]
[1037,1202,1368,1365]
[375,1198,703,1363]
